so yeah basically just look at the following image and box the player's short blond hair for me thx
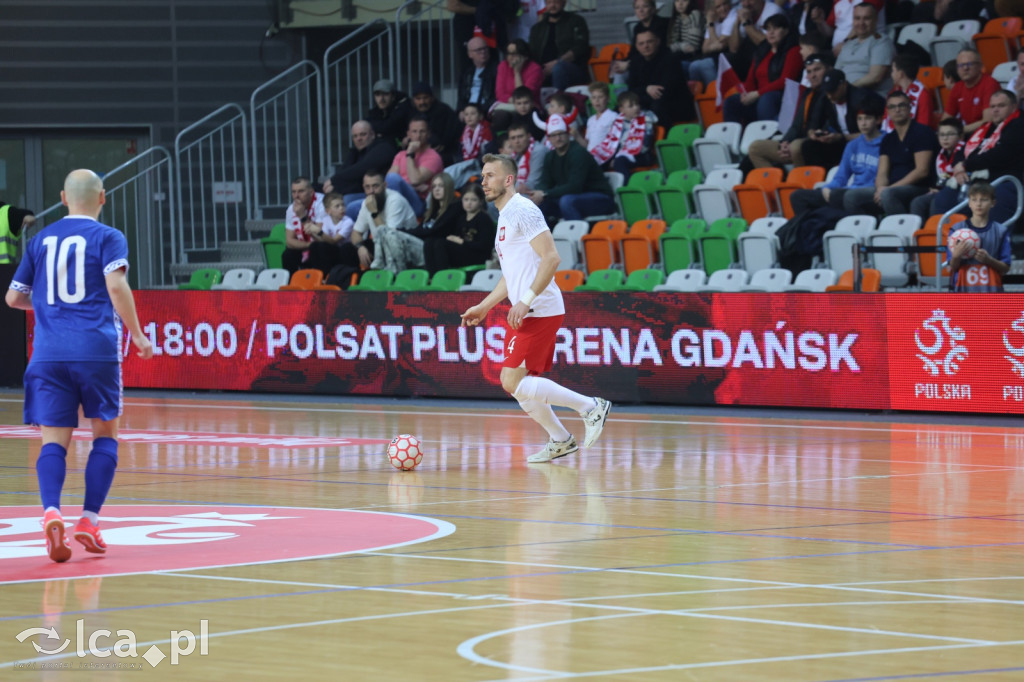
[482,153,517,177]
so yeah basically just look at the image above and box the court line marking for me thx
[820,666,1024,681]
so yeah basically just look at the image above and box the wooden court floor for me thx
[0,391,1022,681]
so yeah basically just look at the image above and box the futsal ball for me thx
[387,434,423,471]
[948,227,980,259]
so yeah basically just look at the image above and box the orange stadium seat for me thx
[914,213,967,283]
[733,168,783,223]
[279,268,341,291]
[620,219,667,274]
[973,18,1022,73]
[695,81,723,127]
[581,220,629,273]
[825,268,882,292]
[776,166,827,218]
[554,269,585,292]
[589,43,629,83]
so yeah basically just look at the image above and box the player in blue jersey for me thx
[5,169,153,563]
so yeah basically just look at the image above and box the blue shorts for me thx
[24,361,123,427]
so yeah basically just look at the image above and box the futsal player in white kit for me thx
[460,153,610,462]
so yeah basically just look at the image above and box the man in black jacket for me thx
[322,121,397,220]
[626,27,694,126]
[366,80,410,145]
[528,0,590,90]
[748,54,832,169]
[410,81,463,166]
[800,68,883,169]
[457,36,498,115]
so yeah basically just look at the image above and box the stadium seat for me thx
[604,171,626,192]
[917,66,943,91]
[581,220,628,273]
[785,268,838,292]
[653,268,707,292]
[733,167,784,223]
[698,268,750,292]
[692,122,741,173]
[589,42,629,83]
[743,268,793,292]
[554,269,585,292]
[210,268,256,290]
[553,219,589,269]
[825,268,882,292]
[350,270,395,291]
[992,61,1019,87]
[426,269,467,292]
[253,268,290,290]
[178,268,223,290]
[822,215,877,274]
[459,268,502,292]
[279,268,341,291]
[737,216,787,273]
[389,269,430,292]
[738,120,779,156]
[898,23,938,53]
[692,168,743,224]
[655,123,702,174]
[621,219,666,274]
[615,170,663,224]
[575,268,626,292]
[915,213,966,285]
[660,218,705,274]
[929,20,981,67]
[554,239,578,271]
[260,223,287,269]
[869,215,924,287]
[695,81,722,127]
[654,169,703,224]
[620,268,666,292]
[775,166,827,218]
[973,18,1022,73]
[697,217,746,275]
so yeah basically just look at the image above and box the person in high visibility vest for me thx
[0,202,36,264]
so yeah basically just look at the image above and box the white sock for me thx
[517,398,572,442]
[81,511,99,525]
[516,376,596,414]
[45,506,60,515]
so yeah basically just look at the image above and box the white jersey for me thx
[495,193,564,318]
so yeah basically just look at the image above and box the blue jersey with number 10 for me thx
[10,216,129,363]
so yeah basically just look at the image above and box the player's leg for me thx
[72,362,122,554]
[514,375,610,449]
[24,362,79,563]
[502,366,578,463]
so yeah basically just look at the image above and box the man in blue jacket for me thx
[788,96,884,215]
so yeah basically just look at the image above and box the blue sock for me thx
[36,443,68,511]
[83,438,118,514]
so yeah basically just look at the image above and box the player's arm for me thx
[461,277,508,327]
[5,288,32,311]
[507,230,560,330]
[105,269,153,359]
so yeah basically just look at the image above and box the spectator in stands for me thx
[445,103,493,188]
[688,0,738,85]
[797,31,832,87]
[833,3,893,97]
[323,121,397,220]
[531,113,616,222]
[422,184,497,273]
[302,193,355,279]
[582,81,619,156]
[410,81,462,165]
[933,89,1024,224]
[0,201,35,264]
[507,121,548,194]
[492,85,546,142]
[492,39,544,129]
[943,59,960,94]
[723,14,801,125]
[786,0,831,38]
[342,170,420,275]
[366,80,410,145]
[447,0,509,68]
[609,0,671,80]
[282,176,326,274]
[387,116,445,217]
[528,0,591,91]
[667,0,706,72]
[944,49,1001,136]
[591,91,657,177]
[457,36,499,116]
[726,0,784,80]
[845,90,938,215]
[948,181,1011,292]
[789,96,884,215]
[909,118,965,221]
[420,173,457,234]
[803,69,884,169]
[822,0,885,50]
[627,27,695,126]
[747,54,833,169]
[882,54,935,133]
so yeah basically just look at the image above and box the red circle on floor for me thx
[0,505,454,583]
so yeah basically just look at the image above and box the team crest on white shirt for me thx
[498,226,506,241]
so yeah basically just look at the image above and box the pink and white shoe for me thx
[43,510,72,563]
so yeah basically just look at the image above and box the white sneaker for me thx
[527,435,578,463]
[582,398,611,448]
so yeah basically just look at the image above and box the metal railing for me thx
[174,104,251,258]
[251,60,324,219]
[23,148,176,289]
[323,20,393,173]
[394,0,459,104]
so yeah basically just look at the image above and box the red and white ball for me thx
[948,227,980,259]
[387,434,423,471]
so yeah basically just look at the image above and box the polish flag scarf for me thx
[460,121,492,161]
[516,142,535,186]
[591,114,650,165]
[936,141,964,180]
[964,108,1020,158]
